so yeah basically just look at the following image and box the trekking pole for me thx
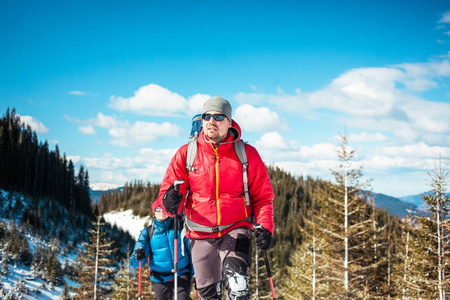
[173,179,185,300]
[254,224,277,300]
[138,260,142,300]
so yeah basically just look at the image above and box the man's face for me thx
[202,110,231,143]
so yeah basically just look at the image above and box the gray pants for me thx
[190,227,252,300]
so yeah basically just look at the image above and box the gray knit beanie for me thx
[202,96,232,121]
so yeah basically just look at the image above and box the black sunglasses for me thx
[155,206,162,212]
[202,113,227,122]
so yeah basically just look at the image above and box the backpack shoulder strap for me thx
[234,140,250,205]
[186,136,198,172]
[147,225,154,255]
[186,134,250,205]
[186,114,202,172]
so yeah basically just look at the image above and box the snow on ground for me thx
[103,209,152,240]
[0,230,78,300]
[0,209,146,299]
[1,264,63,300]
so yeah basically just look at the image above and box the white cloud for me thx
[333,132,389,143]
[234,92,310,115]
[377,142,449,159]
[78,125,96,135]
[255,132,336,162]
[71,149,178,187]
[94,112,127,128]
[187,93,210,115]
[138,148,178,165]
[234,104,288,132]
[67,112,182,147]
[19,115,49,133]
[320,67,404,117]
[69,91,86,95]
[236,58,450,146]
[255,132,299,151]
[108,121,183,147]
[109,84,188,116]
[438,11,450,23]
[276,86,284,94]
[83,154,136,170]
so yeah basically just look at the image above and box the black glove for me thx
[163,184,183,214]
[255,227,272,250]
[135,248,145,260]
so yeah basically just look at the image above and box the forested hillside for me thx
[96,161,405,298]
[0,108,136,299]
[0,108,92,218]
[1,106,449,299]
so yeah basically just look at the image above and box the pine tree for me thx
[46,249,64,287]
[392,212,415,299]
[19,236,32,266]
[281,186,330,299]
[402,158,449,299]
[70,215,118,299]
[0,255,8,276]
[304,135,377,298]
[13,277,25,293]
[59,283,71,300]
[30,242,47,280]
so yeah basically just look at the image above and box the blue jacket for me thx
[129,217,193,283]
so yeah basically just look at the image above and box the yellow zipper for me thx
[210,142,221,237]
[243,197,248,218]
[190,197,194,218]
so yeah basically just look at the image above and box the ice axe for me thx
[254,224,277,300]
[172,179,184,300]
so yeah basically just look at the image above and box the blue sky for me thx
[1,0,449,198]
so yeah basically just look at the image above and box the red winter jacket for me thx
[157,120,274,239]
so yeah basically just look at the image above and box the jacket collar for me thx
[200,119,241,147]
[153,217,171,230]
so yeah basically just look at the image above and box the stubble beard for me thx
[205,126,226,143]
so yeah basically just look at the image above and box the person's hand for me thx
[191,275,197,290]
[163,184,183,214]
[255,227,272,250]
[135,248,145,260]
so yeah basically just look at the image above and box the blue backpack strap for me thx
[234,140,250,206]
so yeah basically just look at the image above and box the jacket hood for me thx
[151,200,161,214]
[201,119,241,145]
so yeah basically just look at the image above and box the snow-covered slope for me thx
[103,209,152,241]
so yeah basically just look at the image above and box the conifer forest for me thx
[0,107,449,299]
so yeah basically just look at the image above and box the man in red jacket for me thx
[159,96,274,300]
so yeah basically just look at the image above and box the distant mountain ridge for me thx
[88,182,432,218]
[371,192,425,218]
[89,182,123,203]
